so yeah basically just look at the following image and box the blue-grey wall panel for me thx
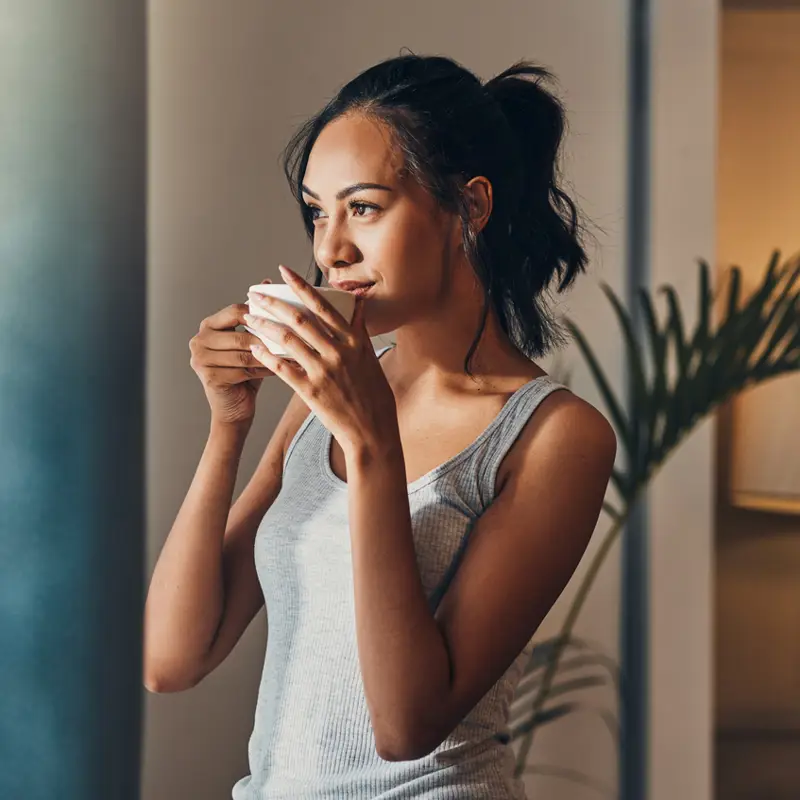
[0,3,146,798]
[621,1,651,798]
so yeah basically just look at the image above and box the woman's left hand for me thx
[245,264,399,460]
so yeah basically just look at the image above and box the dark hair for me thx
[281,52,591,378]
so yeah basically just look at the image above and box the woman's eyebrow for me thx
[301,182,394,201]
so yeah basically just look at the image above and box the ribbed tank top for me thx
[232,343,570,799]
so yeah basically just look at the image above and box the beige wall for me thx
[143,2,715,798]
[715,10,800,797]
[649,2,717,799]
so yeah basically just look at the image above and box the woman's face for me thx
[301,112,463,335]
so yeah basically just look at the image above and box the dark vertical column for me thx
[622,0,652,798]
[0,3,146,798]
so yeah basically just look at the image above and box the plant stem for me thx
[513,507,630,777]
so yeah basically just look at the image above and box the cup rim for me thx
[248,283,343,294]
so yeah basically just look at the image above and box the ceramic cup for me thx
[244,283,357,357]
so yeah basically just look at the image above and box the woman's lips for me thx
[330,280,375,291]
[347,283,375,297]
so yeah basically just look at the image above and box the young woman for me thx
[144,53,617,798]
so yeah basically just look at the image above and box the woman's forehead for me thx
[304,114,404,193]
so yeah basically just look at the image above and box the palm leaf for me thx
[722,259,775,387]
[564,250,799,491]
[509,674,611,730]
[564,319,633,473]
[513,250,800,779]
[506,700,619,744]
[518,653,620,690]
[755,266,800,374]
[521,635,616,674]
[637,284,669,476]
[600,283,650,477]
[602,500,624,522]
[690,261,715,416]
[655,284,693,458]
[503,702,577,739]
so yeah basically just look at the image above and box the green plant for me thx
[505,249,800,788]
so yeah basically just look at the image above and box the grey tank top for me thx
[232,343,569,799]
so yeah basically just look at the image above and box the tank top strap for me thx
[426,376,569,614]
[476,376,569,509]
[374,342,395,360]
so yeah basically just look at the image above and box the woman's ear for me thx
[464,176,493,235]
[451,177,493,253]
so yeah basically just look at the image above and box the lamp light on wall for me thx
[730,366,800,515]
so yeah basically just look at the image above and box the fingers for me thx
[201,326,261,353]
[190,332,267,370]
[191,290,278,379]
[246,296,340,359]
[201,279,271,333]
[202,366,274,386]
[191,344,267,371]
[201,303,252,333]
[198,304,272,352]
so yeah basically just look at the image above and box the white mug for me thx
[244,283,356,357]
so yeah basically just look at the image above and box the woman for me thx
[144,53,617,798]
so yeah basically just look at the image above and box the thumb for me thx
[261,278,272,284]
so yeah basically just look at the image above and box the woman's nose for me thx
[315,220,360,268]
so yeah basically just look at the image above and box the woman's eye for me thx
[350,201,376,217]
[305,201,378,222]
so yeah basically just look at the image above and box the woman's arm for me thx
[345,393,616,761]
[143,421,253,692]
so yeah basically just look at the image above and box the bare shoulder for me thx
[540,389,617,455]
[500,383,617,489]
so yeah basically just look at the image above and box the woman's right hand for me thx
[190,279,276,427]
